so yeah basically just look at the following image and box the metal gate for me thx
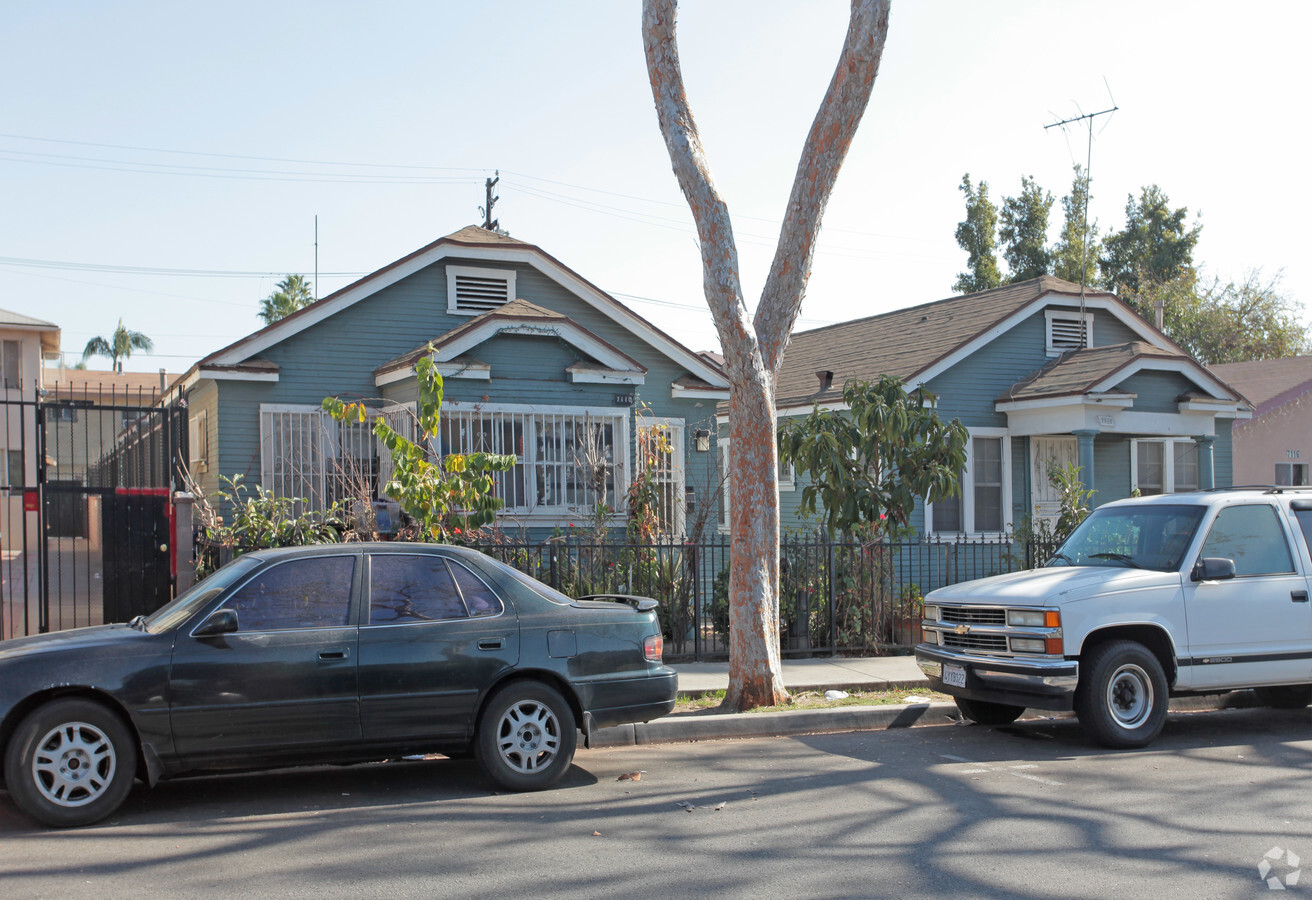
[1,384,186,639]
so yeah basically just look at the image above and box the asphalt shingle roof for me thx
[1209,355,1312,412]
[998,341,1190,402]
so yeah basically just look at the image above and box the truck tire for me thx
[1075,640,1168,749]
[1252,685,1312,709]
[955,697,1025,726]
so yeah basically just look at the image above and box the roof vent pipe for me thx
[817,370,834,392]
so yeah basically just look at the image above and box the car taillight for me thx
[643,634,663,662]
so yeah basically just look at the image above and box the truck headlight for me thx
[922,605,939,622]
[1010,637,1047,653]
[1008,609,1045,627]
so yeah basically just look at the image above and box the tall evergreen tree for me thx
[258,274,315,325]
[1051,165,1098,286]
[999,175,1054,283]
[1099,185,1201,299]
[952,174,1001,294]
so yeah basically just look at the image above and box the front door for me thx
[1183,503,1312,689]
[169,553,362,765]
[1031,437,1078,528]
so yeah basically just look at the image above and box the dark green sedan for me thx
[0,543,677,827]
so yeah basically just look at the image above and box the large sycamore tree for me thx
[642,0,890,710]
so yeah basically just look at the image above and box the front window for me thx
[1051,503,1207,572]
[438,404,629,518]
[225,556,355,631]
[1132,438,1199,495]
[637,419,685,536]
[929,431,1009,534]
[144,556,261,633]
[1276,462,1308,486]
[1198,504,1294,576]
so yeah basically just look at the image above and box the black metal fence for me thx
[470,533,1061,661]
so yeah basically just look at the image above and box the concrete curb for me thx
[590,691,1260,748]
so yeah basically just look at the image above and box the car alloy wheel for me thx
[476,681,577,792]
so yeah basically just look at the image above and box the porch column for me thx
[1072,429,1099,493]
[1194,434,1216,490]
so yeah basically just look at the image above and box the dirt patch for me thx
[671,687,953,716]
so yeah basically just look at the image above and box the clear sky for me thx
[2,1,1308,374]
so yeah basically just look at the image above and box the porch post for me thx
[1194,434,1216,489]
[1072,429,1099,494]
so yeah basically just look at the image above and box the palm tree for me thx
[258,274,314,325]
[82,320,154,373]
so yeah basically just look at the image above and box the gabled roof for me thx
[1210,355,1312,414]
[177,225,727,391]
[998,342,1209,402]
[374,298,645,384]
[773,276,1174,410]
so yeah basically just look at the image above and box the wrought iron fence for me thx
[469,533,1062,661]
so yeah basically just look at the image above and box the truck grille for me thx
[942,633,1009,652]
[939,605,1006,626]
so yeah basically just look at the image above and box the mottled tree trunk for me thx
[642,0,889,710]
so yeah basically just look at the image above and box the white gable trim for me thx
[566,363,645,386]
[438,318,641,374]
[1088,357,1235,400]
[209,241,729,388]
[909,293,1168,388]
[671,384,730,401]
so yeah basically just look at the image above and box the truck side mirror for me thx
[1191,557,1236,582]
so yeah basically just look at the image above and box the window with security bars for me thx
[260,405,412,511]
[638,420,685,536]
[437,405,629,517]
[446,265,515,315]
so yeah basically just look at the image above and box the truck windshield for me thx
[1048,504,1207,572]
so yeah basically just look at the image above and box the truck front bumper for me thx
[915,645,1079,712]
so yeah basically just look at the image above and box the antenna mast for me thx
[480,171,500,231]
[1045,102,1117,347]
[314,214,319,303]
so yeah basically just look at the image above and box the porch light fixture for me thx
[694,429,711,452]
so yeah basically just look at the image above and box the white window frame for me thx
[189,408,210,474]
[446,265,515,316]
[438,402,631,522]
[638,416,686,537]
[926,427,1012,536]
[1130,437,1200,495]
[1045,309,1093,356]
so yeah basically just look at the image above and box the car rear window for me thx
[370,554,468,623]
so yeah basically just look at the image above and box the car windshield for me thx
[142,556,262,633]
[1048,503,1207,572]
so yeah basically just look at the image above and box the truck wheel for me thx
[475,681,576,792]
[4,698,138,828]
[1252,685,1311,709]
[955,697,1024,726]
[1075,640,1168,749]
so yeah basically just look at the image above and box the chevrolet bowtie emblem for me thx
[953,624,971,635]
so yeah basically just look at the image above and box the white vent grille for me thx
[1045,310,1092,355]
[447,265,515,315]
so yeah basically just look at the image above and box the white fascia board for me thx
[567,366,645,385]
[1090,357,1234,399]
[995,393,1135,414]
[440,319,639,373]
[199,367,279,383]
[1003,403,1224,437]
[375,361,492,387]
[671,384,729,400]
[208,241,728,389]
[1179,399,1249,418]
[774,400,850,417]
[912,293,1167,385]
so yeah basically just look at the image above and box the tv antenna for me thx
[480,170,500,232]
[1045,92,1118,346]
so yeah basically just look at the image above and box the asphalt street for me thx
[0,707,1308,899]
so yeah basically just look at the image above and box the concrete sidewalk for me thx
[670,654,928,695]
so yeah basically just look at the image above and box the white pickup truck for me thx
[915,487,1312,748]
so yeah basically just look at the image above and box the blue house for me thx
[170,226,730,539]
[734,276,1252,537]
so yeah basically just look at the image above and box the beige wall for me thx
[1230,390,1311,485]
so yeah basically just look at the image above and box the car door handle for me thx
[318,648,350,660]
[1293,591,1309,603]
[477,638,504,651]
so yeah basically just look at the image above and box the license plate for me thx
[943,663,967,688]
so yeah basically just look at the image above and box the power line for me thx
[0,255,365,278]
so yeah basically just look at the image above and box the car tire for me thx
[955,697,1025,726]
[475,681,577,792]
[4,698,138,828]
[1075,640,1168,749]
[1252,685,1312,709]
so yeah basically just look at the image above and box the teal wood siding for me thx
[201,254,720,538]
[1090,310,1144,346]
[1214,418,1234,486]
[923,310,1050,427]
[1092,436,1130,507]
[1117,371,1198,413]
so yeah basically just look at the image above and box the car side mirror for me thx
[1191,557,1236,582]
[193,609,239,637]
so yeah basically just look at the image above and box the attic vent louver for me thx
[1045,309,1093,356]
[447,265,516,316]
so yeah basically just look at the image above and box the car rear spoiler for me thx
[576,594,659,612]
